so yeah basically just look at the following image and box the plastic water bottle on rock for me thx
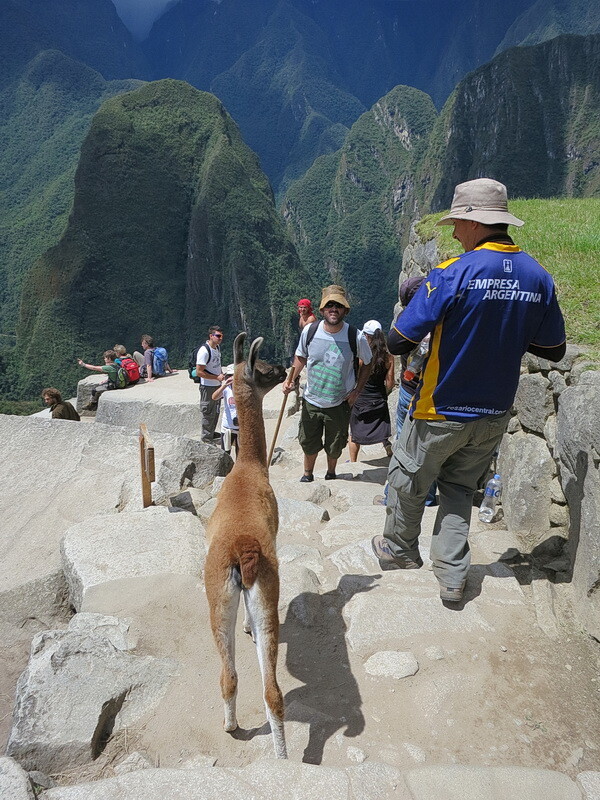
[478,473,502,523]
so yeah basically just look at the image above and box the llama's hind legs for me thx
[243,592,253,638]
[209,578,241,732]
[245,586,287,759]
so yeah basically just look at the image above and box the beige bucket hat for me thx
[319,284,350,310]
[437,178,524,227]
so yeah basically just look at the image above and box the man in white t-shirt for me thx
[196,325,225,443]
[283,285,372,481]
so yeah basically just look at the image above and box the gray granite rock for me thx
[278,543,324,576]
[277,497,329,536]
[556,371,600,640]
[61,507,205,610]
[114,751,153,775]
[278,564,321,626]
[0,757,35,799]
[93,372,202,436]
[548,370,567,396]
[498,431,556,550]
[345,591,492,655]
[523,344,585,375]
[271,479,331,505]
[507,416,522,434]
[577,771,600,799]
[153,436,232,501]
[549,501,569,528]
[169,487,211,514]
[6,618,177,773]
[513,373,554,434]
[404,765,581,799]
[41,767,256,800]
[364,650,419,679]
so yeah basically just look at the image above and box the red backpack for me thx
[118,356,140,384]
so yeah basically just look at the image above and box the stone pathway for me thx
[2,383,600,798]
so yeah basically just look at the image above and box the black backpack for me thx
[188,343,211,383]
[305,320,359,377]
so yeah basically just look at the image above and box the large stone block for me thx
[61,507,205,610]
[404,765,581,799]
[556,370,600,639]
[513,373,553,434]
[498,431,556,550]
[90,372,202,436]
[6,614,177,774]
[0,757,35,800]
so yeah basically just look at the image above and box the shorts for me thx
[298,399,351,459]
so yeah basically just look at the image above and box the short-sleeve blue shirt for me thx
[393,242,566,421]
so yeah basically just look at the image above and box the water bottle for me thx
[403,336,430,381]
[478,473,502,523]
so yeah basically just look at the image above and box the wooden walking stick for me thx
[268,367,295,468]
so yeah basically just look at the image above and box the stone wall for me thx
[398,223,600,638]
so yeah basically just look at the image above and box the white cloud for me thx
[111,0,176,41]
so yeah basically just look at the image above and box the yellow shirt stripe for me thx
[412,321,446,421]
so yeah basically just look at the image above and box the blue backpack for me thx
[153,346,168,376]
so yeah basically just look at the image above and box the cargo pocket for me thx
[388,424,428,497]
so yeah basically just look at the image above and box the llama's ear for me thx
[233,332,246,365]
[246,337,264,378]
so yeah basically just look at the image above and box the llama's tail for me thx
[231,535,262,589]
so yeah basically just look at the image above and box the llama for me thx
[204,333,288,759]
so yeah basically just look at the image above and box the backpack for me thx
[305,320,359,377]
[109,364,129,390]
[153,346,168,376]
[188,343,211,383]
[118,356,140,384]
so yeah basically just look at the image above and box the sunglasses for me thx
[324,301,344,309]
[212,333,223,339]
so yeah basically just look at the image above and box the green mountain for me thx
[420,34,600,211]
[497,0,600,53]
[0,50,141,339]
[0,0,150,84]
[144,0,537,193]
[13,80,312,398]
[283,85,437,325]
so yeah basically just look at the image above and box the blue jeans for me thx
[389,387,437,506]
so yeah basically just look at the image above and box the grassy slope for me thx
[416,198,600,358]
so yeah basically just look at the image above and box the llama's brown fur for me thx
[204,334,287,758]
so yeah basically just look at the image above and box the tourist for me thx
[41,388,80,421]
[212,364,239,456]
[77,350,126,410]
[348,320,394,461]
[196,325,226,444]
[371,178,566,603]
[282,284,372,481]
[297,298,316,330]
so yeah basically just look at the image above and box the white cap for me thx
[223,364,235,376]
[362,319,382,335]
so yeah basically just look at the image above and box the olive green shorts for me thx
[298,399,351,459]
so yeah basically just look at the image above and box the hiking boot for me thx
[82,401,97,411]
[300,473,314,483]
[371,535,423,571]
[324,471,337,480]
[439,583,465,603]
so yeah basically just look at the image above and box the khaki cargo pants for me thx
[384,412,510,589]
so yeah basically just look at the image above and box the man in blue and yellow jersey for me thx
[371,178,566,603]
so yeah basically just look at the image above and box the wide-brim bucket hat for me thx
[437,178,524,227]
[319,284,350,311]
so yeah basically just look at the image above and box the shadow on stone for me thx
[280,573,379,764]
